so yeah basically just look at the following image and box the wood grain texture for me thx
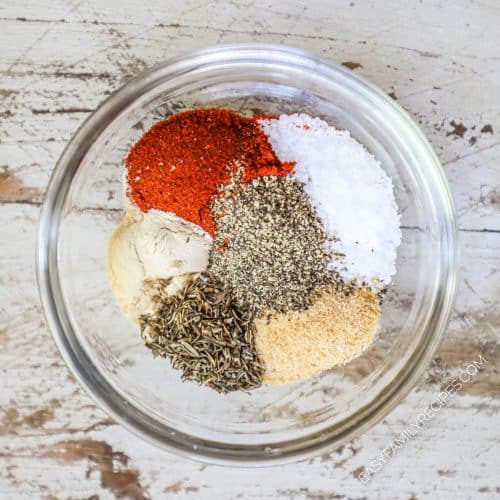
[1,0,499,498]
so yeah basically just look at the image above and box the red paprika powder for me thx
[126,108,294,236]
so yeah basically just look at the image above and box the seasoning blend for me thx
[126,108,293,236]
[107,108,401,393]
[259,113,401,290]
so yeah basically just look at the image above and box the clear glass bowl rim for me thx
[36,43,459,466]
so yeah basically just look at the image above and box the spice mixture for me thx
[107,108,401,393]
[260,114,401,290]
[126,108,294,236]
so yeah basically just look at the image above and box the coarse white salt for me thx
[258,113,401,290]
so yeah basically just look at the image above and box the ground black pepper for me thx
[209,176,333,314]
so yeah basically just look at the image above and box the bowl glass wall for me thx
[37,44,457,465]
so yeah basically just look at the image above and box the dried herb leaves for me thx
[140,275,263,393]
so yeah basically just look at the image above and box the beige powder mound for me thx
[107,205,211,323]
[255,287,381,384]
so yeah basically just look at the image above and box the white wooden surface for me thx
[1,1,499,498]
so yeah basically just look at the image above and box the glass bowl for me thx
[36,44,458,465]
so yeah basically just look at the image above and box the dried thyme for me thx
[139,274,263,393]
[209,176,333,314]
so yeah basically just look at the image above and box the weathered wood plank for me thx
[1,13,499,227]
[1,392,499,500]
[1,72,499,229]
[0,0,499,48]
[0,205,498,499]
[1,0,500,498]
[1,207,497,411]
